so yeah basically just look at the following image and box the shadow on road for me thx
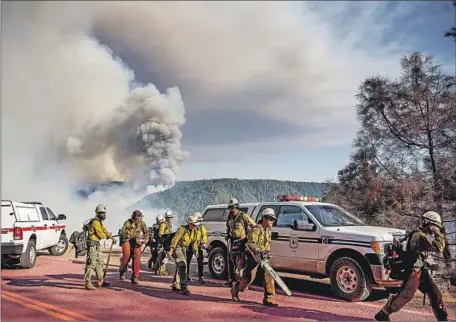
[2,276,87,290]
[112,279,262,306]
[242,305,373,321]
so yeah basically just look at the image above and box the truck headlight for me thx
[371,241,388,254]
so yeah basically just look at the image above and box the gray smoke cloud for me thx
[65,85,189,190]
[1,1,189,232]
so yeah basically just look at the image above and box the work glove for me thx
[260,251,271,260]
[111,237,117,244]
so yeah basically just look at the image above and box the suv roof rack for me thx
[20,201,43,205]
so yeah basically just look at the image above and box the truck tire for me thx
[208,246,228,279]
[49,234,69,256]
[329,257,372,302]
[20,240,37,269]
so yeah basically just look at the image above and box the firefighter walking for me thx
[119,210,150,284]
[225,198,256,287]
[156,211,174,276]
[231,207,278,307]
[84,204,117,290]
[148,215,164,270]
[375,211,449,321]
[167,214,199,295]
[186,212,208,284]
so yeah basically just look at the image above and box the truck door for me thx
[1,201,16,244]
[274,204,319,272]
[38,206,53,248]
[45,207,60,245]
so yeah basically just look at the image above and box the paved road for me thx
[1,255,455,321]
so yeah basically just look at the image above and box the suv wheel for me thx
[20,240,37,269]
[329,257,372,302]
[49,234,69,256]
[208,246,227,279]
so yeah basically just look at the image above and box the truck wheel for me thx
[20,240,37,269]
[208,246,228,279]
[329,257,372,302]
[49,234,69,256]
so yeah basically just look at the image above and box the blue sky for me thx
[168,1,455,183]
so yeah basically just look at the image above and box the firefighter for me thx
[148,214,164,270]
[186,212,208,284]
[166,214,199,295]
[230,207,278,307]
[157,211,173,276]
[165,210,174,231]
[375,211,448,321]
[225,197,256,287]
[119,210,150,284]
[84,204,117,290]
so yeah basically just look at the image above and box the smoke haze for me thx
[1,1,188,232]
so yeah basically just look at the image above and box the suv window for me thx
[203,208,225,221]
[40,207,49,220]
[46,207,57,220]
[276,205,305,228]
[204,207,249,222]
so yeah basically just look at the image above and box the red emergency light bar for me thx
[276,194,321,202]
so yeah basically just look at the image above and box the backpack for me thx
[68,218,94,258]
[161,231,176,251]
[382,229,421,280]
[149,225,160,248]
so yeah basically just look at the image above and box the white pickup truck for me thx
[203,195,405,302]
[1,200,68,269]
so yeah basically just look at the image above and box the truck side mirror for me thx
[294,220,314,231]
[57,214,67,220]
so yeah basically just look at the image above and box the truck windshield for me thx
[304,205,366,227]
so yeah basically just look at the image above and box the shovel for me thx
[103,239,115,280]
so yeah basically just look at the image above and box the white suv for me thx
[1,200,68,269]
[203,195,405,302]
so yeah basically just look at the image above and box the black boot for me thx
[374,310,391,321]
[432,306,448,321]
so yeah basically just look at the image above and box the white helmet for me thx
[261,208,276,220]
[165,211,174,219]
[228,198,239,208]
[95,204,106,213]
[156,214,165,223]
[193,212,203,222]
[187,215,200,226]
[422,211,442,228]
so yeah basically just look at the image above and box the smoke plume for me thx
[1,1,188,232]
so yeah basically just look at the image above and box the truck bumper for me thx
[1,243,23,255]
[371,265,402,287]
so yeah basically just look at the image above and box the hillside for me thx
[127,178,329,216]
